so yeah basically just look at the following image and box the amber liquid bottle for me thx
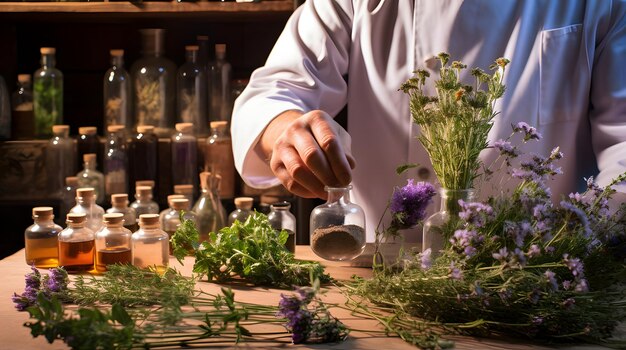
[95,213,132,272]
[58,212,95,272]
[24,207,62,268]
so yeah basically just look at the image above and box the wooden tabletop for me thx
[0,247,610,349]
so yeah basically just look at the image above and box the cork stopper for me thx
[185,45,199,51]
[79,126,97,135]
[234,197,254,210]
[52,125,69,134]
[18,74,31,83]
[136,185,153,196]
[137,125,154,134]
[32,207,54,220]
[139,214,159,226]
[40,47,56,55]
[103,213,124,225]
[197,35,209,41]
[66,176,78,187]
[215,44,226,55]
[136,180,155,189]
[66,213,87,224]
[171,198,189,211]
[175,122,194,133]
[111,193,128,205]
[210,121,228,130]
[174,184,193,195]
[199,172,220,190]
[167,194,186,205]
[107,124,125,133]
[110,49,124,57]
[83,153,97,163]
[76,187,95,199]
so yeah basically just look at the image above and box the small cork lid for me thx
[139,214,159,225]
[197,35,209,41]
[66,176,78,187]
[52,125,69,133]
[103,213,124,225]
[210,121,228,130]
[40,47,56,55]
[66,213,87,224]
[174,184,193,195]
[32,207,54,219]
[175,122,194,133]
[83,153,97,163]
[107,124,125,133]
[199,172,221,190]
[18,74,31,83]
[171,198,189,210]
[185,45,199,51]
[110,49,124,57]
[137,125,154,134]
[234,197,254,210]
[136,180,155,189]
[167,194,185,205]
[79,126,97,135]
[215,44,226,54]
[111,193,128,204]
[76,187,95,199]
[136,185,153,196]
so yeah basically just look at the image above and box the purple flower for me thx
[562,297,576,309]
[278,293,312,344]
[513,122,542,141]
[450,229,483,259]
[532,316,544,325]
[12,266,42,311]
[575,279,589,293]
[419,248,432,270]
[493,139,520,157]
[568,192,584,203]
[544,270,558,291]
[562,280,572,290]
[449,262,463,280]
[527,244,541,258]
[43,268,69,295]
[390,180,436,228]
[563,254,585,277]
[560,201,591,237]
[25,266,41,290]
[11,293,31,311]
[493,247,509,262]
[458,201,494,228]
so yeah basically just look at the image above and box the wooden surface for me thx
[0,247,612,349]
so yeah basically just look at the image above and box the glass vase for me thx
[422,188,475,254]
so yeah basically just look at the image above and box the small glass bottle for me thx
[58,213,95,273]
[60,176,79,226]
[104,124,128,198]
[423,188,476,254]
[205,121,235,199]
[193,172,226,242]
[95,213,132,272]
[310,185,366,261]
[171,122,198,197]
[177,45,208,137]
[228,197,254,225]
[132,214,169,270]
[208,44,232,122]
[130,185,160,218]
[103,49,132,130]
[160,197,196,254]
[33,47,63,139]
[24,207,62,268]
[77,153,105,205]
[268,201,296,253]
[11,74,34,140]
[128,125,158,201]
[46,125,76,198]
[174,184,194,204]
[70,187,105,233]
[77,126,101,172]
[107,193,138,232]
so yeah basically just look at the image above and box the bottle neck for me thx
[34,217,55,225]
[139,223,160,230]
[84,160,96,171]
[326,188,350,204]
[111,55,124,69]
[68,222,86,229]
[53,130,69,139]
[77,197,95,206]
[135,194,152,202]
[41,53,56,68]
[216,51,226,61]
[185,50,198,63]
[211,127,227,138]
[104,223,123,229]
[18,81,31,91]
[438,188,476,214]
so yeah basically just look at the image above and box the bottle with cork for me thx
[77,153,105,204]
[228,197,254,225]
[46,124,76,198]
[174,184,194,204]
[159,194,186,230]
[177,45,208,137]
[192,172,226,242]
[104,124,128,198]
[24,207,62,268]
[103,49,132,130]
[267,201,297,253]
[160,197,196,254]
[95,213,132,272]
[128,125,158,200]
[58,213,95,272]
[171,122,198,197]
[132,214,169,270]
[33,47,63,139]
[107,193,138,232]
[205,120,235,199]
[11,73,34,140]
[69,187,105,232]
[76,126,100,172]
[130,185,160,217]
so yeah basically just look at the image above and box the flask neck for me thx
[53,129,69,138]
[111,55,124,69]
[325,187,351,204]
[84,160,97,171]
[438,188,475,214]
[41,53,56,68]
[185,50,198,63]
[77,197,95,206]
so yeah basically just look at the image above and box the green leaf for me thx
[111,304,133,326]
[396,163,419,175]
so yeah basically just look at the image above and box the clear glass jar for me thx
[132,214,169,270]
[33,47,63,139]
[177,45,208,137]
[58,213,95,273]
[70,187,105,233]
[171,122,198,197]
[310,185,366,261]
[128,125,158,202]
[95,213,132,272]
[46,125,76,198]
[228,197,254,225]
[11,74,34,140]
[208,44,232,122]
[160,198,196,254]
[103,49,132,130]
[205,121,235,199]
[174,184,194,205]
[77,153,105,205]
[423,188,476,254]
[77,126,101,172]
[104,124,128,198]
[192,172,226,242]
[268,201,296,254]
[131,28,176,137]
[0,75,10,140]
[130,185,160,218]
[107,193,138,232]
[25,207,62,268]
[59,176,78,226]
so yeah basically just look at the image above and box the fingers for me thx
[270,138,326,198]
[307,112,353,186]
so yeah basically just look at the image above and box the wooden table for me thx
[0,247,611,349]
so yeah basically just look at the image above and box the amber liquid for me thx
[58,240,95,272]
[96,248,132,272]
[25,237,58,268]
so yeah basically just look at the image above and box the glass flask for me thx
[11,74,34,140]
[192,172,226,242]
[174,184,194,204]
[58,213,95,273]
[76,126,100,170]
[77,153,105,205]
[132,214,169,270]
[59,176,79,226]
[128,125,158,202]
[104,124,128,198]
[70,187,105,232]
[208,44,232,122]
[131,28,176,137]
[196,35,209,70]
[205,121,234,199]
[0,75,10,140]
[228,197,254,225]
[130,185,160,217]
[24,207,62,268]
[177,45,208,137]
[423,188,475,255]
[103,49,132,130]
[33,47,63,139]
[46,125,76,198]
[107,193,138,232]
[310,185,366,261]
[171,122,198,197]
[95,213,132,272]
[268,201,296,254]
[160,197,196,254]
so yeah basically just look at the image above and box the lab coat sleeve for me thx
[231,0,353,189]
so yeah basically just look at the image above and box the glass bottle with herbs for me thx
[104,124,128,198]
[130,185,160,217]
[160,197,196,254]
[46,125,76,198]
[77,153,105,205]
[107,193,138,232]
[33,47,63,139]
[132,214,168,270]
[208,44,232,122]
[11,74,34,140]
[58,213,95,273]
[77,126,101,172]
[95,213,132,272]
[131,28,176,137]
[70,187,105,233]
[24,206,62,268]
[228,197,254,225]
[128,125,158,200]
[103,49,132,130]
[192,172,226,242]
[268,201,297,253]
[205,120,235,199]
[171,122,198,197]
[60,176,79,226]
[177,45,208,137]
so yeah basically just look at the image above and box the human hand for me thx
[260,110,355,199]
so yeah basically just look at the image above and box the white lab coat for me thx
[232,0,626,242]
